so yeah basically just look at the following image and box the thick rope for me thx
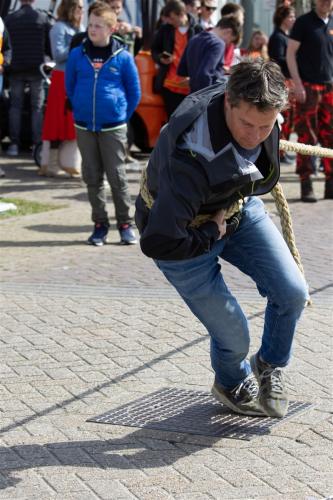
[275,139,333,305]
[280,140,333,159]
[271,182,304,274]
[140,167,243,226]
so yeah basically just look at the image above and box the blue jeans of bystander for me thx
[9,73,44,145]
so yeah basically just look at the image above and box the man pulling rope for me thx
[135,59,310,418]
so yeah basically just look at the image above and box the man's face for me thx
[166,11,188,27]
[187,0,201,17]
[315,0,333,17]
[224,97,279,150]
[201,1,217,20]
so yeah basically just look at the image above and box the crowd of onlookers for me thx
[0,0,332,242]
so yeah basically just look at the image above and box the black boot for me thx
[301,179,317,202]
[324,178,333,199]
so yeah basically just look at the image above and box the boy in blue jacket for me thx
[66,3,141,245]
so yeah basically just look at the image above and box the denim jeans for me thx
[9,74,44,145]
[156,197,309,389]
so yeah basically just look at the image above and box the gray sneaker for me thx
[211,373,265,416]
[250,353,289,418]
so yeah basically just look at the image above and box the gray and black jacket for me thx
[135,82,280,261]
[5,4,52,75]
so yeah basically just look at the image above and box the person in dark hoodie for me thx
[66,3,141,246]
[4,0,52,156]
[135,59,309,418]
[178,15,241,93]
[151,0,202,118]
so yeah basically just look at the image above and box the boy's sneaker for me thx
[119,223,137,245]
[211,374,265,416]
[250,353,289,418]
[7,144,19,156]
[88,223,108,246]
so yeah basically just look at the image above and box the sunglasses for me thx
[202,4,216,11]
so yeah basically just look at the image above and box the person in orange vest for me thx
[151,0,202,118]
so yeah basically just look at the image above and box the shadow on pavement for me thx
[0,429,218,490]
[25,224,93,233]
[0,240,87,247]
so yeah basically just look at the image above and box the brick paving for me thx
[0,153,332,500]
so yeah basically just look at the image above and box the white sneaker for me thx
[7,144,19,156]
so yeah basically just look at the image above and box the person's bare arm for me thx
[286,39,306,103]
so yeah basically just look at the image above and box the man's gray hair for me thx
[227,58,289,111]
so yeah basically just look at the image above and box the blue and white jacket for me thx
[65,37,141,131]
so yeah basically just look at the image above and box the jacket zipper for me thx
[85,49,123,132]
[92,70,98,131]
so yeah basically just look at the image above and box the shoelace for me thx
[232,375,258,399]
[261,367,284,394]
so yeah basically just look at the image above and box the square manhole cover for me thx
[88,387,314,440]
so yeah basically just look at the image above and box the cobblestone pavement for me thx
[0,153,332,500]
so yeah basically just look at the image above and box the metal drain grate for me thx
[88,387,314,440]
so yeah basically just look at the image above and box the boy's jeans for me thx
[156,197,309,389]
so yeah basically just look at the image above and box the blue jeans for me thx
[156,197,309,389]
[9,74,44,145]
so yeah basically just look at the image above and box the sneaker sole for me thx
[120,240,137,245]
[211,385,265,417]
[87,238,107,246]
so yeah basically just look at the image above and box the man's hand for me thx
[117,21,132,35]
[294,82,306,103]
[0,65,3,75]
[160,53,173,65]
[211,209,227,239]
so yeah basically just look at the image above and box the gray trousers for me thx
[76,127,132,227]
[9,73,44,145]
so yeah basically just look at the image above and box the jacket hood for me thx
[82,35,126,55]
[167,81,228,148]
